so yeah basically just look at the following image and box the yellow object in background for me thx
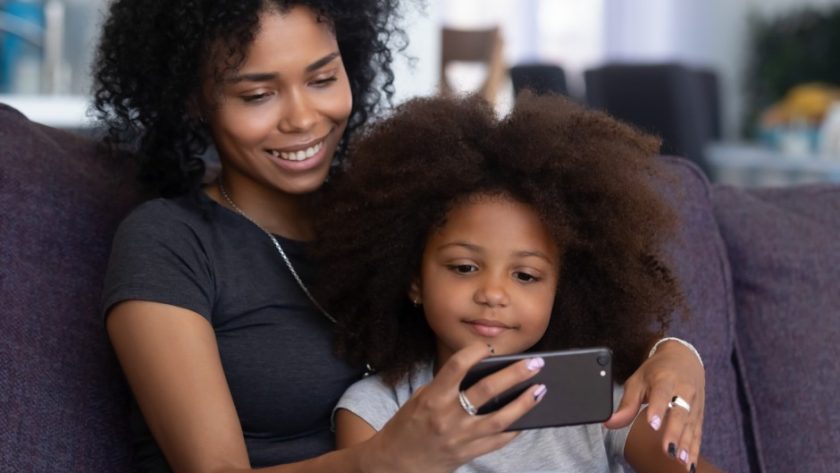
[761,82,840,126]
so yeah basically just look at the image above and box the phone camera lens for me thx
[596,354,610,367]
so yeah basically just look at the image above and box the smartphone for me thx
[458,347,613,431]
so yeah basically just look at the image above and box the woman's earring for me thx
[412,298,421,308]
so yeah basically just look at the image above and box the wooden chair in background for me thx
[440,26,506,105]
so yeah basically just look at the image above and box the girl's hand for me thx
[359,343,546,473]
[604,339,705,470]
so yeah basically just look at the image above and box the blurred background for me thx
[2,0,840,186]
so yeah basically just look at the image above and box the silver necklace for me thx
[217,180,336,324]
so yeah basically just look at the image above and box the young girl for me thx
[314,93,716,472]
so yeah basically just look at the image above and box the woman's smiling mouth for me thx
[268,140,325,161]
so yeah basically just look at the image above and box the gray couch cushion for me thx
[713,184,840,473]
[655,157,751,473]
[0,103,143,471]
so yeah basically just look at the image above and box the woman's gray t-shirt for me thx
[102,191,362,471]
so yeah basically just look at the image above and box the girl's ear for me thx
[408,278,422,305]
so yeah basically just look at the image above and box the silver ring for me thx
[458,390,478,416]
[668,395,691,413]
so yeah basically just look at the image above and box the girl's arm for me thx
[335,409,377,448]
[624,407,722,473]
[108,303,542,473]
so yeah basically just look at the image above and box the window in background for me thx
[0,0,105,129]
[534,0,604,99]
[440,0,604,107]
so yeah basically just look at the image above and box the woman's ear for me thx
[408,279,422,305]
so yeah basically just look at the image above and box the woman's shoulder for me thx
[103,191,221,319]
[114,191,222,243]
[122,192,211,228]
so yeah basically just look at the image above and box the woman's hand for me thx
[605,339,706,470]
[359,343,546,473]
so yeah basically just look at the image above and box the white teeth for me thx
[275,141,324,161]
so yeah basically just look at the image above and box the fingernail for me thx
[667,442,676,458]
[649,414,662,431]
[679,449,689,464]
[533,384,547,402]
[526,357,545,371]
[690,463,696,473]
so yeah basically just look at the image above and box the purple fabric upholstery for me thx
[713,184,840,473]
[654,157,752,473]
[5,98,836,472]
[0,104,143,472]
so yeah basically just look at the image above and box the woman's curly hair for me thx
[313,93,686,385]
[93,0,405,196]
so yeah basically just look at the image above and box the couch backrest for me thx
[652,156,754,473]
[0,104,145,472]
[713,184,840,473]
[0,103,778,472]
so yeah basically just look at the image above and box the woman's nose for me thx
[278,89,317,132]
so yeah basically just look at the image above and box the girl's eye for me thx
[242,92,272,103]
[448,264,477,274]
[514,271,540,283]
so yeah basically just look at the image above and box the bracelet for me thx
[648,337,704,368]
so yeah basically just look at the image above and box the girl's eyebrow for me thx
[437,241,554,264]
[437,241,483,253]
[228,51,341,83]
[514,250,555,264]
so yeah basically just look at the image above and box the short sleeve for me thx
[101,199,215,321]
[333,375,401,432]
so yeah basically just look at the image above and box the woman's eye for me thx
[311,76,337,87]
[514,272,540,283]
[242,92,271,103]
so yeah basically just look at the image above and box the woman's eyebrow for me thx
[228,51,341,83]
[305,51,341,72]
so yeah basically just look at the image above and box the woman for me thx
[95,1,706,472]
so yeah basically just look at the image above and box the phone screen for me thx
[459,347,614,431]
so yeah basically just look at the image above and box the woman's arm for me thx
[624,407,722,473]
[604,339,706,468]
[109,304,542,473]
[107,301,251,473]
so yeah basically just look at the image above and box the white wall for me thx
[390,1,441,106]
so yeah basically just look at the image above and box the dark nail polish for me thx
[690,463,696,473]
[667,442,676,458]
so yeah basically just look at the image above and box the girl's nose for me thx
[474,275,510,307]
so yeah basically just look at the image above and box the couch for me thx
[2,102,838,473]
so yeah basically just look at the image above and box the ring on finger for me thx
[667,395,691,413]
[458,390,478,416]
